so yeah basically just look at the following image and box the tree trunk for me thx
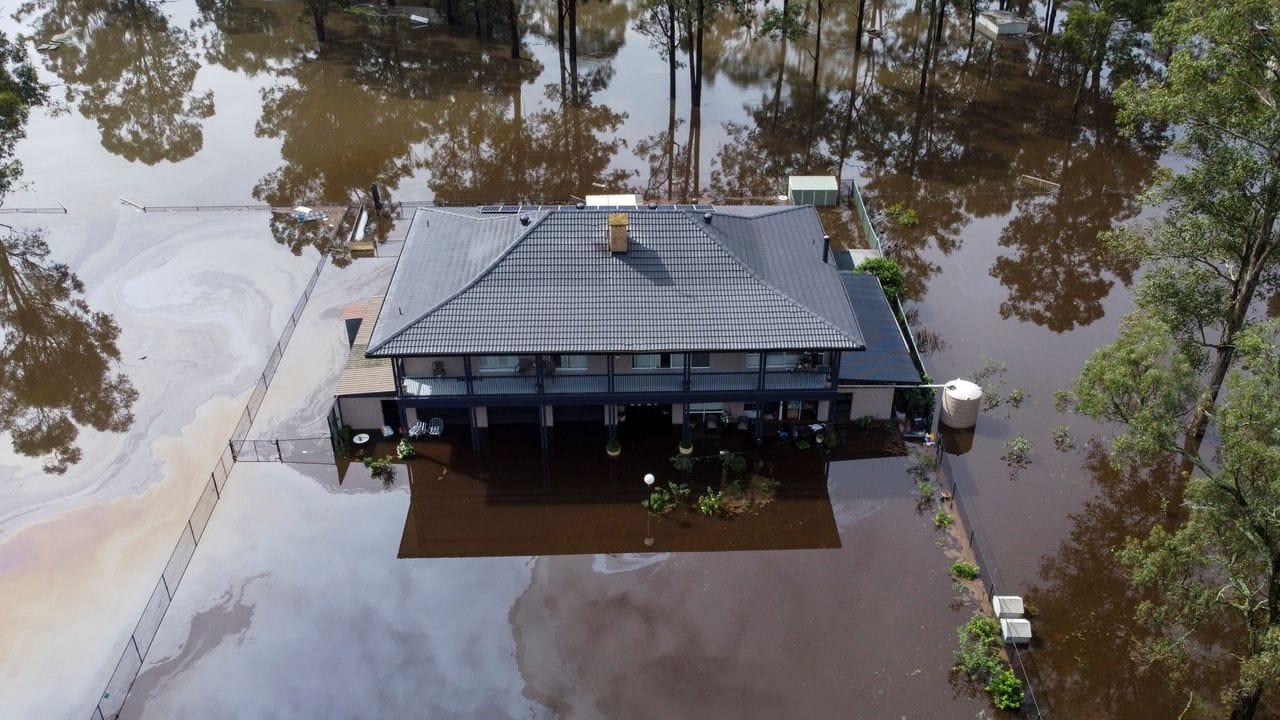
[1185,194,1278,458]
[812,0,824,91]
[446,0,457,25]
[556,0,564,49]
[508,0,520,58]
[568,0,579,104]
[312,10,326,42]
[934,0,945,41]
[855,0,867,53]
[919,0,936,97]
[693,0,705,108]
[667,0,677,99]
[666,97,676,200]
[969,0,977,43]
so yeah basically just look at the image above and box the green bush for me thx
[917,480,937,502]
[885,201,919,227]
[396,437,415,460]
[669,454,695,472]
[1003,435,1033,467]
[668,481,691,503]
[986,669,1025,710]
[955,615,1002,680]
[720,452,748,476]
[933,510,953,529]
[855,256,905,298]
[363,455,397,484]
[951,560,981,580]
[697,487,724,516]
[1051,424,1076,452]
[642,487,674,514]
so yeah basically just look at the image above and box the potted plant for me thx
[606,440,621,458]
[678,439,694,456]
[396,437,415,460]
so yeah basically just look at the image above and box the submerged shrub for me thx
[951,560,980,581]
[933,510,954,529]
[986,669,1024,710]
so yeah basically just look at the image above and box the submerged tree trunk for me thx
[855,0,868,52]
[693,0,705,108]
[919,0,937,97]
[556,0,564,49]
[313,10,326,42]
[667,0,677,99]
[568,0,579,104]
[508,0,520,58]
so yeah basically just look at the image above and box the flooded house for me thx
[333,203,920,447]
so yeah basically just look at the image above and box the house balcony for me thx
[400,369,832,398]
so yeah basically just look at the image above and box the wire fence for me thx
[937,449,1047,720]
[0,204,67,214]
[231,437,335,465]
[89,250,330,720]
[118,196,273,213]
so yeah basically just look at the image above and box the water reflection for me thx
[25,0,213,164]
[424,76,633,203]
[1025,446,1231,719]
[393,424,847,558]
[990,125,1155,332]
[0,229,136,473]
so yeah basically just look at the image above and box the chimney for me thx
[608,213,629,253]
[822,234,831,263]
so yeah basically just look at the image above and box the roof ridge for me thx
[367,209,550,355]
[689,210,864,349]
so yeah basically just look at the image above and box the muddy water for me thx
[0,0,1199,716]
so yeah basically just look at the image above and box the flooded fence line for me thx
[89,250,330,720]
[937,449,1047,720]
[230,436,335,465]
[118,196,272,213]
[0,204,67,214]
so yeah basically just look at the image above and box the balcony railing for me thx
[400,369,832,398]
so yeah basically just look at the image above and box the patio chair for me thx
[432,361,447,378]
[515,358,535,375]
[428,417,444,437]
[408,420,428,439]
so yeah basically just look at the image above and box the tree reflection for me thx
[423,73,633,203]
[25,0,213,164]
[246,14,541,255]
[1025,445,1231,719]
[0,230,136,473]
[989,125,1156,332]
[195,0,301,76]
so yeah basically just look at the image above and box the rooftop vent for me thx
[608,213,629,253]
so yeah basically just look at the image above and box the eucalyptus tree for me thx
[1080,0,1280,457]
[635,0,682,99]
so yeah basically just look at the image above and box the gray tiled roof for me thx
[367,206,868,356]
[837,273,923,385]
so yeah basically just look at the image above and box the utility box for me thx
[993,595,1025,619]
[788,176,839,206]
[1001,618,1033,645]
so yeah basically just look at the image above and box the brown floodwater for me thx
[1,0,1235,716]
[380,421,906,558]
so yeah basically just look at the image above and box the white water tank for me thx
[940,379,983,429]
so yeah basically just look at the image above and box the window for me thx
[687,352,711,369]
[632,353,674,369]
[555,355,588,371]
[746,352,808,369]
[478,355,520,372]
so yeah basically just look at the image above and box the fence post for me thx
[275,439,283,461]
[228,439,237,462]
